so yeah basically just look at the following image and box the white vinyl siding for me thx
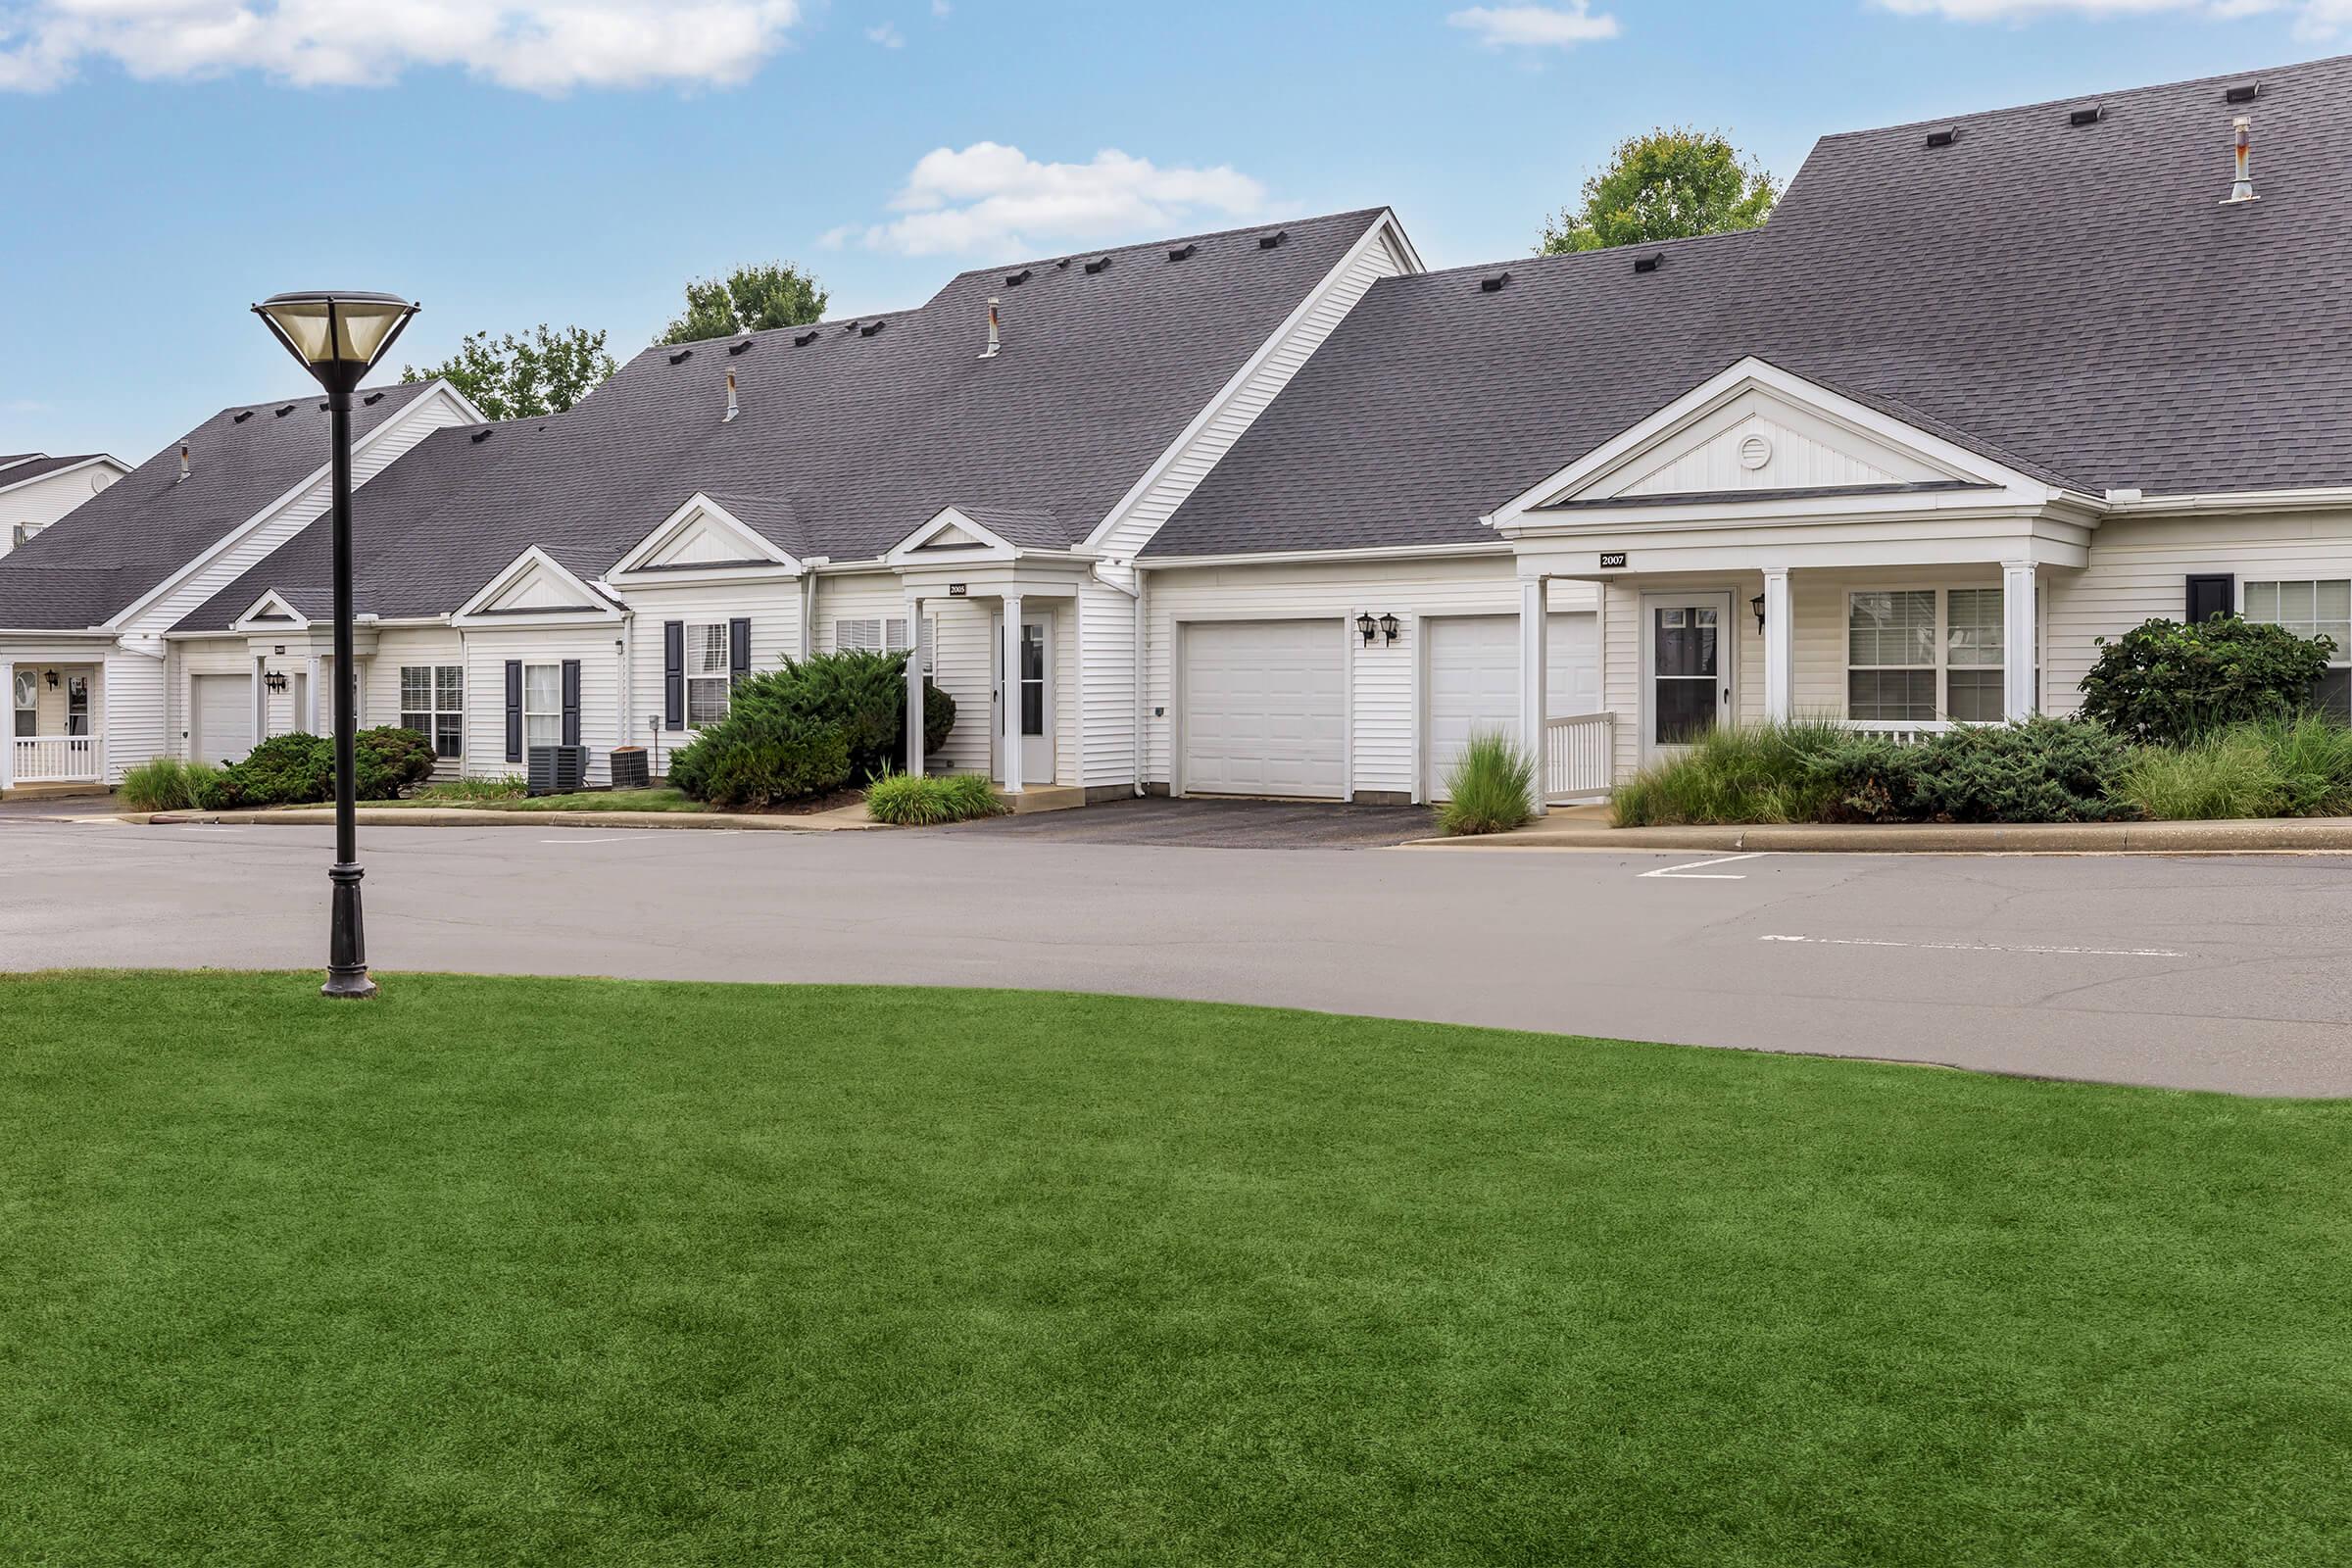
[463,628,618,786]
[623,578,804,751]
[99,649,165,781]
[833,617,910,652]
[1078,573,1137,790]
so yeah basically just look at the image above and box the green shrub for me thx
[119,757,220,811]
[1611,718,1876,827]
[1900,717,2137,823]
[863,769,1009,826]
[1436,732,1537,836]
[194,728,438,810]
[670,652,954,807]
[2116,716,2352,820]
[2078,616,2335,746]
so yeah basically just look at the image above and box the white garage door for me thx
[1182,619,1346,799]
[189,673,255,765]
[1425,612,1598,799]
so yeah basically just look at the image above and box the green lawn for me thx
[4,974,2347,1566]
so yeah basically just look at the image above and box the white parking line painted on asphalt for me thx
[540,837,630,845]
[1641,854,1766,880]
[1759,934,2186,959]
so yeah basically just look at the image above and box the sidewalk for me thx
[145,801,887,833]
[1405,811,2352,854]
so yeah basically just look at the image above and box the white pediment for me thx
[884,507,1019,566]
[231,589,309,631]
[610,494,800,579]
[1588,389,1956,500]
[455,546,620,624]
[915,522,988,551]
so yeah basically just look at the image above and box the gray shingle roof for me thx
[179,210,1388,628]
[1152,54,2352,557]
[0,383,434,629]
[0,454,107,490]
[697,493,807,559]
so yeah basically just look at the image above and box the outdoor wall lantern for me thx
[43,668,60,689]
[265,671,289,695]
[1355,612,1378,645]
[1750,593,1768,633]
[1378,612,1401,645]
[253,288,420,1002]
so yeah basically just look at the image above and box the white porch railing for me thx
[10,735,102,785]
[1841,719,1969,747]
[1544,711,1615,801]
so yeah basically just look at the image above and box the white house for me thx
[0,452,127,557]
[6,56,2351,808]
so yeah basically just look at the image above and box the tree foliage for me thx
[1542,127,1779,254]
[2078,616,2337,746]
[660,262,829,345]
[403,324,616,421]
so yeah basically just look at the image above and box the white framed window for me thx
[11,669,33,738]
[1848,587,2006,723]
[398,664,464,758]
[833,616,911,653]
[65,675,89,737]
[687,623,732,727]
[523,662,564,751]
[2244,579,2352,719]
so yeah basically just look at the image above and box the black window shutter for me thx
[729,618,752,682]
[663,620,685,731]
[2186,574,2234,623]
[504,661,522,762]
[561,660,581,747]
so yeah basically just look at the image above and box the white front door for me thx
[992,613,1054,786]
[1641,591,1734,762]
[190,672,257,765]
[1424,612,1599,800]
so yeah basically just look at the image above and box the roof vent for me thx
[727,337,756,356]
[1054,258,1071,270]
[470,427,495,444]
[2069,104,2104,127]
[1257,229,1287,250]
[2225,80,2261,106]
[364,390,385,405]
[1632,253,1664,274]
[1925,126,1959,149]
[2225,115,2256,204]
[177,444,190,483]
[231,410,254,423]
[668,348,693,365]
[274,404,294,417]
[980,296,1002,361]
[1083,256,1111,274]
[793,329,820,347]
[1167,243,1197,263]
[1004,268,1033,286]
[1480,270,1511,292]
[859,318,887,337]
[724,368,739,423]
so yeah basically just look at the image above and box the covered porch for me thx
[2,650,104,790]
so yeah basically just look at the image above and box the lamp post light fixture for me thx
[252,289,419,1000]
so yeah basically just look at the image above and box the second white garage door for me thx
[1425,612,1598,799]
[189,672,256,766]
[1181,619,1346,798]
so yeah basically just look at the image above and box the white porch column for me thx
[1761,567,1794,723]
[1519,575,1549,817]
[253,654,268,740]
[306,655,323,733]
[999,593,1024,796]
[904,592,926,779]
[0,659,14,792]
[2002,561,2037,721]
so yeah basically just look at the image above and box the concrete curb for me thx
[1402,815,2352,854]
[148,806,887,833]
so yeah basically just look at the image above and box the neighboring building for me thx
[0,452,129,557]
[6,56,2351,805]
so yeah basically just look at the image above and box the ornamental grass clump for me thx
[2115,715,2352,820]
[1436,731,1537,836]
[863,769,1008,826]
[1610,718,1870,827]
[118,757,220,811]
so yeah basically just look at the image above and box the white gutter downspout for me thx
[800,557,829,660]
[1091,560,1146,797]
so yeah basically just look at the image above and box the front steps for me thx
[1007,785,1086,816]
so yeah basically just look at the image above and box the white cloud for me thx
[865,21,905,46]
[1446,3,1620,48]
[931,0,952,14]
[0,1,805,94]
[840,142,1269,257]
[1874,0,2352,36]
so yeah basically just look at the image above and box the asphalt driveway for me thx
[949,796,1430,849]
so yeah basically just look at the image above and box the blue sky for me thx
[3,0,2343,462]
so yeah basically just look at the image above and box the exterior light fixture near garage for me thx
[1750,593,1768,633]
[1378,612,1400,645]
[1356,612,1378,645]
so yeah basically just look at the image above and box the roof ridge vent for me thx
[793,329,820,346]
[1004,268,1033,286]
[2226,80,2261,106]
[1480,270,1511,292]
[1925,126,1959,149]
[859,318,888,337]
[2069,103,2104,127]
[1257,229,1287,250]
[667,348,693,365]
[728,337,756,356]
[1083,256,1111,274]
[232,410,255,423]
[1632,252,1663,274]
[1054,258,1072,270]
[1167,243,1197,262]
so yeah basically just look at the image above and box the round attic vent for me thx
[1738,433,1774,471]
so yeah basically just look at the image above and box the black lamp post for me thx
[252,289,419,1000]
